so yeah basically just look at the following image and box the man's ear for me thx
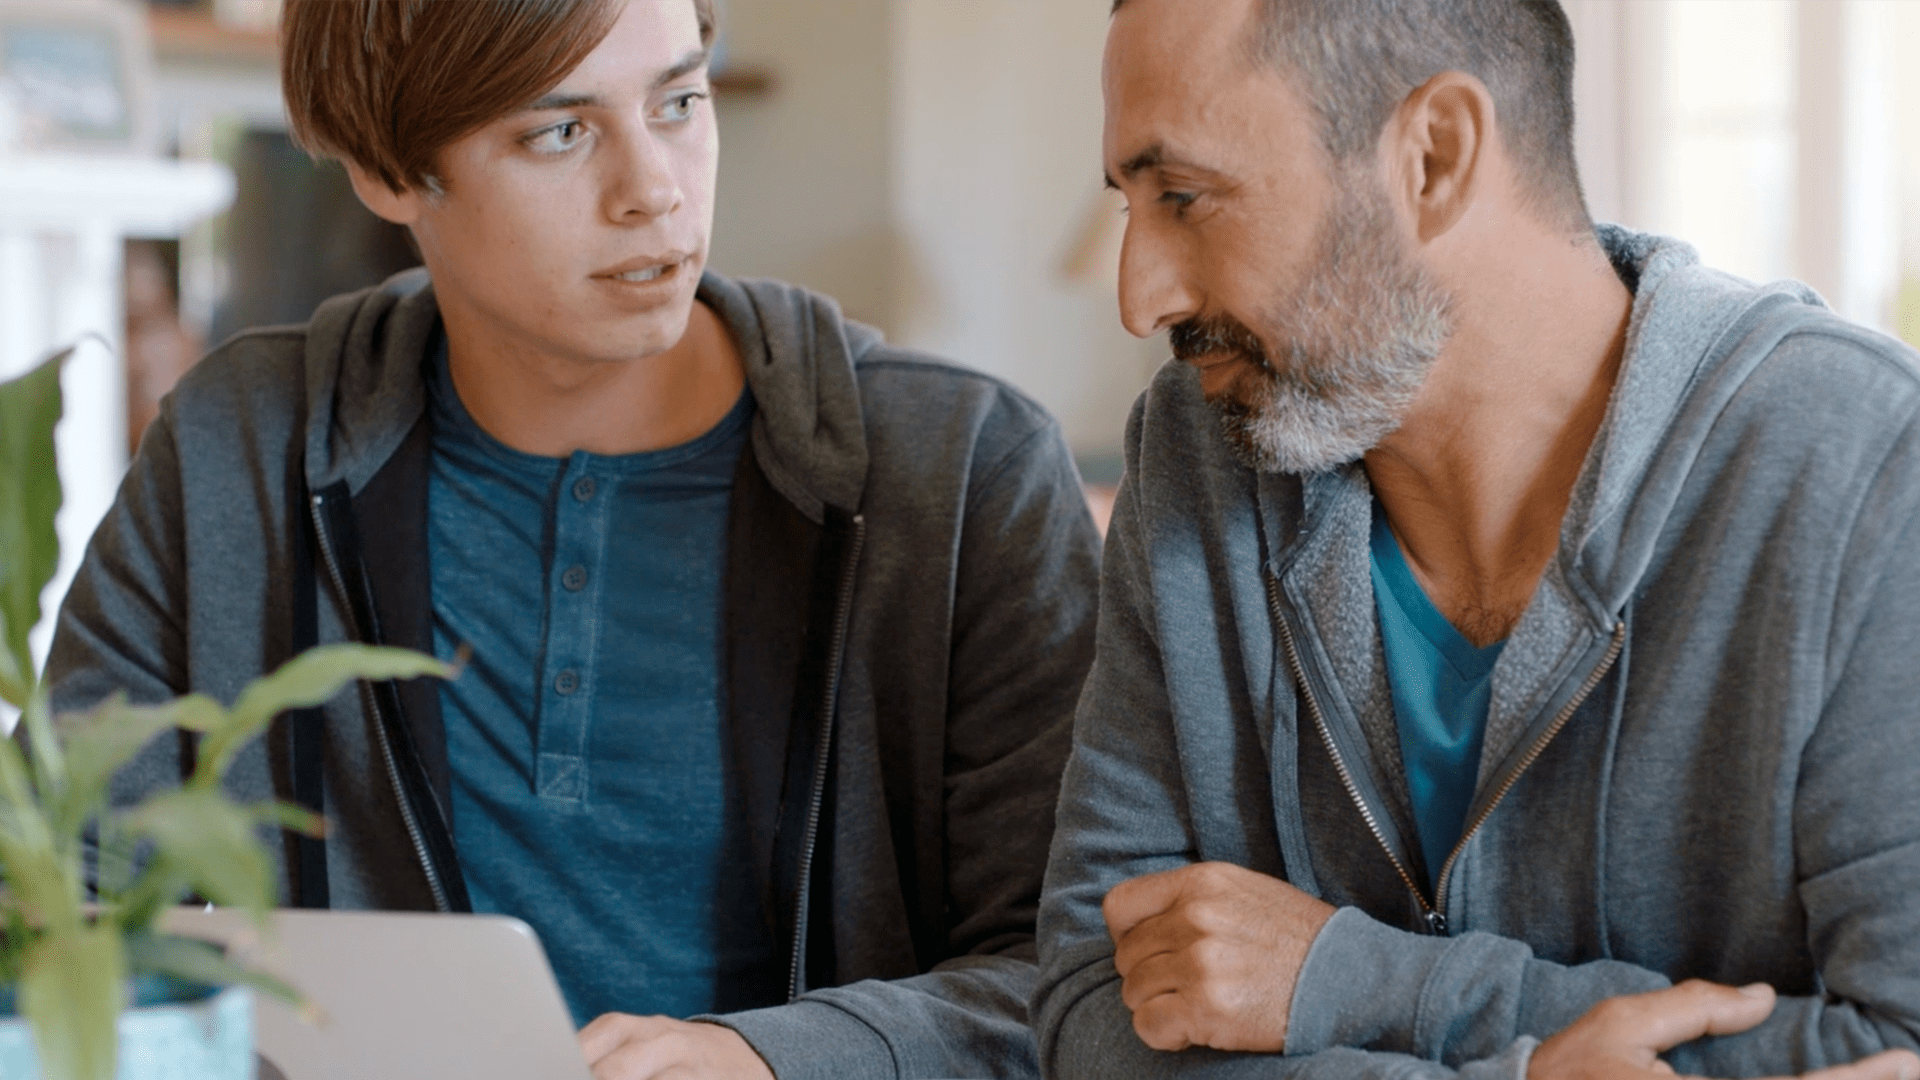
[343,160,426,226]
[1387,71,1494,245]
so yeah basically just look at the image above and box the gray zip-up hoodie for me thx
[1033,226,1920,1078]
[47,269,1101,1079]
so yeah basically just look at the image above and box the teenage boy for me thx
[47,2,1099,1079]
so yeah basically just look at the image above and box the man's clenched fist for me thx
[1102,861,1336,1053]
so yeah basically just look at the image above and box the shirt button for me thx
[572,476,597,502]
[554,669,580,695]
[562,565,588,592]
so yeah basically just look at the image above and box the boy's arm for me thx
[717,415,1101,1080]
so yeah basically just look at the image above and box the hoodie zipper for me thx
[1430,621,1626,928]
[1267,575,1433,925]
[1268,572,1624,936]
[787,513,867,1000]
[309,491,451,913]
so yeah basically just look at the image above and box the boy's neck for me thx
[441,299,746,458]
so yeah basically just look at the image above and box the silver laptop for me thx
[161,907,592,1080]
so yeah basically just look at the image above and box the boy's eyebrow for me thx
[653,47,712,90]
[520,48,714,112]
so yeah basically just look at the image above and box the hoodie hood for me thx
[299,268,877,523]
[1480,227,1825,769]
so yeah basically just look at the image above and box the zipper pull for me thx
[1424,909,1449,936]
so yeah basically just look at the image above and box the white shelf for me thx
[0,152,235,680]
[0,152,234,235]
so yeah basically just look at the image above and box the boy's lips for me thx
[592,251,695,282]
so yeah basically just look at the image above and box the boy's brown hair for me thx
[283,0,717,194]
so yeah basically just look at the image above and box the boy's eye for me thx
[525,120,587,155]
[656,91,709,123]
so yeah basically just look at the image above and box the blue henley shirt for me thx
[425,343,784,1026]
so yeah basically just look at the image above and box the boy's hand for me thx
[580,1014,775,1080]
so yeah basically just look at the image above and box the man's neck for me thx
[441,300,746,458]
[1364,227,1632,647]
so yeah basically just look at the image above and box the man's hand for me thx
[1530,980,1920,1080]
[578,1014,776,1080]
[1102,861,1336,1053]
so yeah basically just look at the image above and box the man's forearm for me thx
[1040,969,1537,1080]
[1287,908,1920,1070]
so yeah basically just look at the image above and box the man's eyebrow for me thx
[1118,143,1166,179]
[1107,144,1224,190]
[519,48,713,112]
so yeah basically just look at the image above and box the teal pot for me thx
[0,983,253,1080]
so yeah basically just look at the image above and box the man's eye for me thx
[1159,190,1199,214]
[525,120,586,155]
[656,91,709,123]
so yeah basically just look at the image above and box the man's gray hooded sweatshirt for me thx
[47,269,1101,1080]
[1034,226,1920,1078]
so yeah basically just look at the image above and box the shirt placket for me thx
[535,455,608,804]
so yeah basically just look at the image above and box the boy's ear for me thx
[343,160,426,226]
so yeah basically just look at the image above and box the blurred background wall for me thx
[11,0,1920,676]
[80,0,1920,475]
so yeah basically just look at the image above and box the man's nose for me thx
[1117,219,1200,339]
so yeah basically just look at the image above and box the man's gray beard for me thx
[1209,180,1454,475]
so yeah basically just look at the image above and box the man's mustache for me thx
[1169,315,1269,368]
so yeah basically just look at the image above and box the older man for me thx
[1035,1,1920,1078]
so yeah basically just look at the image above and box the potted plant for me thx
[0,348,450,1080]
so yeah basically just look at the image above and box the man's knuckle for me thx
[1194,978,1233,1017]
[1188,900,1227,934]
[1135,1008,1189,1053]
[1190,935,1230,972]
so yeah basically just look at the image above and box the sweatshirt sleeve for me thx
[42,402,198,802]
[715,411,1102,1080]
[1659,419,1920,1072]
[45,404,193,714]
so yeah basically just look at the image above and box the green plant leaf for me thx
[49,694,222,844]
[158,693,229,734]
[0,608,26,708]
[20,922,124,1080]
[0,733,75,934]
[123,932,304,1008]
[202,644,450,785]
[0,348,67,697]
[253,799,325,838]
[123,789,275,916]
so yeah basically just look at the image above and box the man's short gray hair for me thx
[1114,0,1588,229]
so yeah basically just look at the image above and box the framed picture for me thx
[0,0,154,154]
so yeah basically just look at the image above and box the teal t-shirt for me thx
[1369,500,1507,889]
